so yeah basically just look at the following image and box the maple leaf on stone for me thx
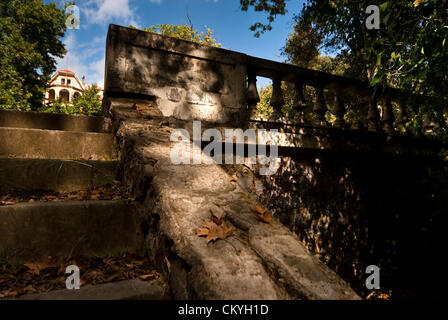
[252,205,272,223]
[196,221,234,244]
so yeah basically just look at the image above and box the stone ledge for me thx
[0,109,109,133]
[0,201,145,263]
[0,127,118,160]
[0,158,117,193]
[11,279,168,300]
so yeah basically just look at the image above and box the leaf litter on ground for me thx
[0,185,132,205]
[0,253,159,299]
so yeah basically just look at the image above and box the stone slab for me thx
[0,109,109,133]
[12,279,168,300]
[0,158,117,193]
[0,201,145,263]
[0,127,117,160]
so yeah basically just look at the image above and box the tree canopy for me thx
[0,0,67,111]
[128,24,221,47]
[241,0,448,136]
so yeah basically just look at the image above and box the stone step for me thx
[0,109,109,133]
[11,279,168,300]
[0,158,118,194]
[0,158,118,193]
[0,201,145,263]
[0,127,117,160]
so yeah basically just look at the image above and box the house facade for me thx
[43,69,103,104]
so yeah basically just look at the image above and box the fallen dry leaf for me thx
[196,221,234,244]
[133,103,147,111]
[105,274,120,282]
[210,210,224,225]
[87,270,103,278]
[23,285,37,294]
[252,205,272,223]
[139,272,156,281]
[24,263,42,276]
[24,257,59,276]
[0,201,16,206]
[5,290,20,298]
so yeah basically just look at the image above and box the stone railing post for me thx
[332,90,346,128]
[395,98,408,133]
[246,73,261,120]
[367,97,381,132]
[293,81,307,123]
[246,73,260,106]
[313,85,327,127]
[270,78,284,120]
[382,98,395,135]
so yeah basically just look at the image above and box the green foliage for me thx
[0,0,67,111]
[39,86,102,116]
[240,0,289,37]
[72,85,102,116]
[128,24,221,47]
[241,0,448,138]
[281,19,323,68]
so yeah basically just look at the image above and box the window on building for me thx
[61,78,65,85]
[67,79,71,85]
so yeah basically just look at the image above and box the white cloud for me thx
[82,0,136,25]
[88,56,106,88]
[56,31,105,89]
[55,32,88,79]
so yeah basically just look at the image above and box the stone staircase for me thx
[0,109,167,299]
[0,106,362,300]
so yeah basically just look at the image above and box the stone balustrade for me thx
[104,24,436,139]
[245,55,413,135]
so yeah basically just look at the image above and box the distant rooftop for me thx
[58,69,75,74]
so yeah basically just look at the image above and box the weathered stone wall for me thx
[104,24,247,124]
[223,152,447,299]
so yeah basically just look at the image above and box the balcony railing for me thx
[245,56,417,136]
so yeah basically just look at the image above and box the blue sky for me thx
[52,0,305,88]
